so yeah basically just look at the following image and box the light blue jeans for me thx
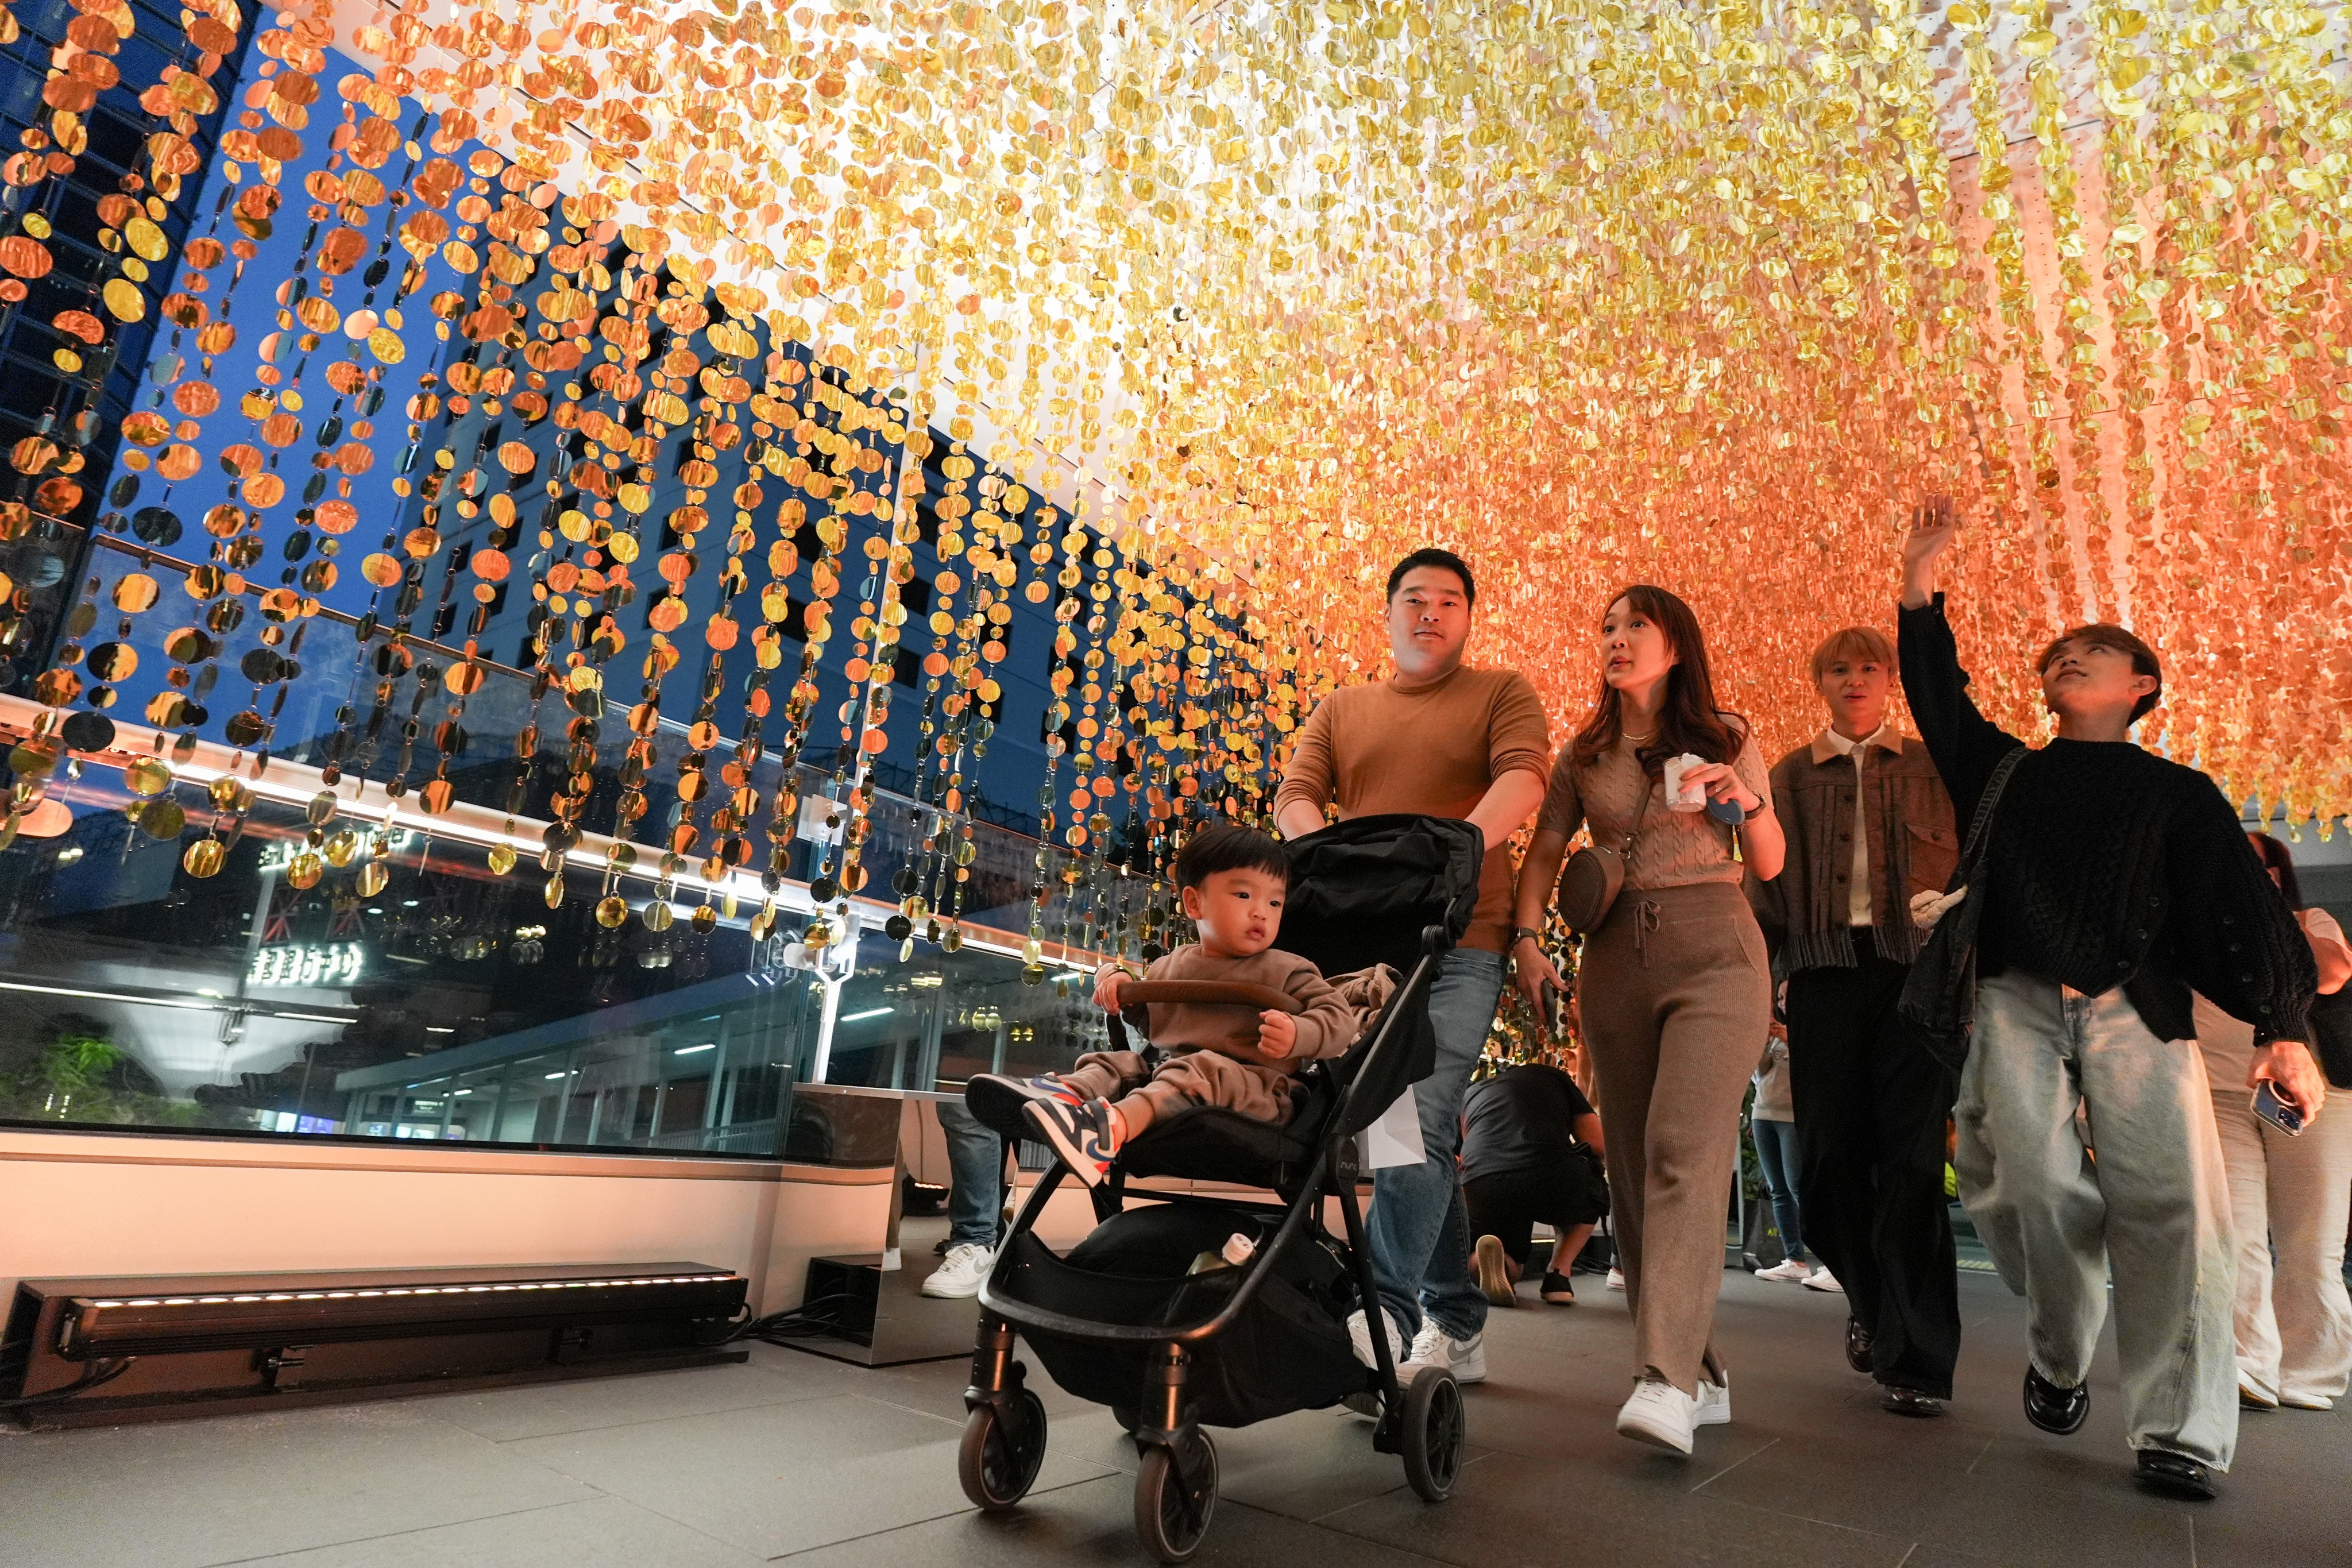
[939,1098,1006,1250]
[1369,947,1507,1342]
[1751,1118,1806,1264]
[1957,971,2238,1467]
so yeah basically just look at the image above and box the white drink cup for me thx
[1662,753,1709,813]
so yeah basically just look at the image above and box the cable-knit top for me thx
[1898,596,2316,1046]
[1535,724,1773,891]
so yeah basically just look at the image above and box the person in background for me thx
[2197,832,2352,1412]
[1748,1021,1828,1288]
[1513,584,1785,1457]
[1275,547,1551,1388]
[1751,624,1961,1416]
[1899,498,2324,1501]
[1462,1060,1609,1307]
[922,1099,1007,1298]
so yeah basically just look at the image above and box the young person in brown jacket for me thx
[1273,548,1551,1387]
[1751,626,1964,1418]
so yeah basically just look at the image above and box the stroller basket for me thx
[994,1205,1361,1429]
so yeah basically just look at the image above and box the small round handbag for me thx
[1557,836,1629,936]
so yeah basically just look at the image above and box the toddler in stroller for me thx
[998,823,1379,1187]
[956,814,1484,1562]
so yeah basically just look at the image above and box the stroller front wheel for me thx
[1133,1431,1218,1563]
[957,1388,1048,1511]
[1401,1365,1466,1501]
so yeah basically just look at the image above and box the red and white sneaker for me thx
[1022,1096,1122,1187]
[1024,1074,1084,1108]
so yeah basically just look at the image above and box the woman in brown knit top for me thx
[1512,585,1784,1457]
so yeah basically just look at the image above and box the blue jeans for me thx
[1369,947,1506,1342]
[1751,1117,1805,1263]
[939,1098,1006,1249]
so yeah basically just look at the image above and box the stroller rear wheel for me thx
[1133,1431,1219,1563]
[957,1388,1048,1511]
[1401,1365,1466,1501]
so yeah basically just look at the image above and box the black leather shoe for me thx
[1882,1387,1947,1418]
[2023,1366,2088,1435]
[2134,1449,2218,1501]
[1845,1318,1875,1375]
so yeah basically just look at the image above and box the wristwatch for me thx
[1509,926,1543,949]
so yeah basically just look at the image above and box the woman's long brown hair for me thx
[1565,584,1745,777]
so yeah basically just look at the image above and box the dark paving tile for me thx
[221,1496,762,1568]
[1696,1428,2193,1566]
[2189,1511,2352,1568]
[0,1403,597,1568]
[776,1338,1107,1424]
[409,1354,872,1442]
[771,1473,1448,1566]
[1320,1449,1911,1566]
[501,1392,1114,1558]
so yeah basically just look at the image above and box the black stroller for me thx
[957,815,1482,1562]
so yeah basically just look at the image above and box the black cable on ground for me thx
[727,1291,863,1346]
[0,1357,133,1409]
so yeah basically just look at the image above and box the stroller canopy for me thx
[1279,813,1485,980]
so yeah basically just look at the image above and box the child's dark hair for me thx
[1173,822,1291,892]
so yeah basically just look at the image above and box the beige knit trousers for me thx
[1582,880,1774,1395]
[2200,1030,2352,1406]
[1061,1048,1299,1136]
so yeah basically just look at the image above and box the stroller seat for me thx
[967,1066,1335,1198]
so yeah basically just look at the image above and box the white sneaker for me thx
[1616,1377,1696,1454]
[1803,1266,1845,1293]
[1607,1266,1627,1291]
[920,1242,993,1298]
[2280,1390,2336,1411]
[1694,1373,1731,1427]
[1407,1320,1487,1385]
[1346,1307,1406,1370]
[1755,1258,1812,1284]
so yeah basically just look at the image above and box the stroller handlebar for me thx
[1116,980,1305,1015]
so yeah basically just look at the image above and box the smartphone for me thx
[2253,1080,2307,1137]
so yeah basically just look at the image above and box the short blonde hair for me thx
[1811,625,1895,683]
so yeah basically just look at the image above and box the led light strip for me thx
[84,1273,737,1308]
[0,979,356,1025]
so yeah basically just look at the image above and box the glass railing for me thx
[0,553,1144,1157]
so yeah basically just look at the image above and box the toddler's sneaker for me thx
[1022,1096,1120,1186]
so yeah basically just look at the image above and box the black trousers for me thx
[1463,1154,1609,1272]
[1786,952,1961,1398]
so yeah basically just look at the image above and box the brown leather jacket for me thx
[1749,729,1958,973]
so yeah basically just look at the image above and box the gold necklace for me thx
[1622,726,1658,746]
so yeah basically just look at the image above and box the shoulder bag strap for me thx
[1953,746,2027,890]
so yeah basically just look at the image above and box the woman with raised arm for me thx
[1511,585,1783,1457]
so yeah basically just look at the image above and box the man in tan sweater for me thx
[1017,823,1360,1186]
[1273,547,1551,1386]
